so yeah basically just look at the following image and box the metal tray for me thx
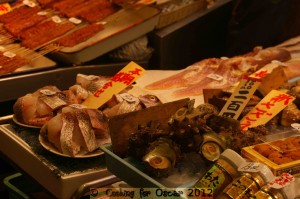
[101,144,209,188]
[51,6,160,64]
[0,119,112,199]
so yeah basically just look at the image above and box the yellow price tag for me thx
[0,3,11,15]
[82,61,146,109]
[240,90,295,131]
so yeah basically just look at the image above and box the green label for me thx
[194,165,226,192]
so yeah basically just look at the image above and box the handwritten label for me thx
[219,77,261,119]
[81,61,145,109]
[69,104,87,109]
[37,11,48,16]
[119,93,138,103]
[23,0,36,7]
[52,15,62,23]
[240,90,295,131]
[268,173,294,189]
[291,123,300,131]
[69,17,82,24]
[39,89,57,96]
[0,3,11,15]
[238,162,261,173]
[249,62,279,79]
[3,51,15,58]
[207,74,223,81]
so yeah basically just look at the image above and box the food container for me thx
[51,6,160,64]
[156,0,207,29]
[0,123,112,199]
[101,144,209,188]
[241,131,300,177]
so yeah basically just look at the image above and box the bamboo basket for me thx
[156,0,207,29]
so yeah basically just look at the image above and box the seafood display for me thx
[126,101,259,177]
[55,23,105,47]
[126,77,300,178]
[253,136,300,165]
[40,105,110,157]
[145,46,291,97]
[12,73,162,127]
[13,85,66,127]
[1,0,119,46]
[142,138,181,178]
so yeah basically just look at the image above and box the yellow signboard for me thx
[240,90,295,131]
[0,3,11,15]
[82,61,146,109]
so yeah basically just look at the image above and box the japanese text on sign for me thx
[219,77,261,120]
[82,61,145,109]
[240,90,295,131]
[0,3,11,15]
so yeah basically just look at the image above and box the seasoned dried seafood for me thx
[55,23,105,47]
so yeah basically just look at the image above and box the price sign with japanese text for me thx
[219,77,261,120]
[82,61,146,109]
[0,3,11,15]
[240,90,295,131]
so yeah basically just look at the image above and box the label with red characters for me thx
[0,3,11,15]
[240,90,295,131]
[82,61,145,109]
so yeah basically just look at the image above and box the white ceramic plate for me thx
[12,115,42,129]
[39,133,103,158]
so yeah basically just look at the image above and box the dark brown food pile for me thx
[21,21,76,49]
[38,0,120,23]
[55,23,105,47]
[0,0,120,50]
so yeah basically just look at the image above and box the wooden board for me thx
[108,98,190,157]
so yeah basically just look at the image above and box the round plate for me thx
[12,115,42,129]
[39,133,103,158]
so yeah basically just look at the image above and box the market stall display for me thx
[0,0,160,76]
[0,2,300,194]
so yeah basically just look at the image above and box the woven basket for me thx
[156,0,207,29]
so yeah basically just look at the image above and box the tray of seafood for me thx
[0,0,160,66]
[100,98,256,188]
[0,43,57,77]
[0,121,112,199]
[242,130,300,177]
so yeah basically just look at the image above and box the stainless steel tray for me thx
[0,118,113,199]
[101,144,209,188]
[52,6,160,64]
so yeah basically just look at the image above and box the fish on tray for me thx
[145,46,291,97]
[40,105,110,157]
